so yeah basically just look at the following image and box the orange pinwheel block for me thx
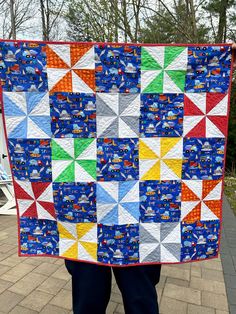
[46,44,95,93]
[181,180,222,223]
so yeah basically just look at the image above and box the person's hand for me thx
[232,43,236,69]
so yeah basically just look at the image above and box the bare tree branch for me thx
[141,4,192,41]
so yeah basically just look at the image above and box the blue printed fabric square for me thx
[182,138,225,180]
[140,94,184,137]
[0,41,48,92]
[53,182,96,222]
[97,138,139,181]
[185,46,231,93]
[3,92,51,139]
[97,181,140,225]
[8,139,52,181]
[95,44,141,93]
[50,92,96,138]
[140,180,181,222]
[20,218,59,255]
[97,224,139,265]
[181,220,220,262]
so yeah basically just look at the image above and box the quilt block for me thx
[0,40,233,266]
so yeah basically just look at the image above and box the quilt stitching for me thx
[139,137,183,180]
[8,139,52,182]
[96,181,140,225]
[96,93,140,138]
[15,180,56,220]
[58,221,97,261]
[141,46,188,93]
[0,41,48,92]
[3,92,51,139]
[0,40,232,265]
[95,45,141,93]
[181,179,222,222]
[183,93,228,137]
[140,180,181,223]
[53,182,96,223]
[51,138,97,182]
[182,138,225,180]
[140,93,184,137]
[50,92,96,138]
[46,44,95,93]
[185,46,231,93]
[139,222,181,262]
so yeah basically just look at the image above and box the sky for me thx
[0,0,67,41]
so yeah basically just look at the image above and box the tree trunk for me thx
[114,0,119,41]
[122,0,128,42]
[40,0,47,40]
[133,0,141,43]
[46,0,50,40]
[10,0,16,39]
[189,0,198,42]
[216,0,228,43]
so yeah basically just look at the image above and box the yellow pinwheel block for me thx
[139,138,183,180]
[58,221,97,261]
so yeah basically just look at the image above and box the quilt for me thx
[0,39,233,266]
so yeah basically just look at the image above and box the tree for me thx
[39,0,65,41]
[141,0,210,43]
[0,0,35,39]
[65,0,145,43]
[9,0,16,39]
[64,1,92,41]
[203,0,235,42]
[64,0,117,42]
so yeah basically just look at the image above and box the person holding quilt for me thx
[64,43,236,314]
[65,258,161,314]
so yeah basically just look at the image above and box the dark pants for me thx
[65,260,161,314]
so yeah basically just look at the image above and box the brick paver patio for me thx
[0,214,230,314]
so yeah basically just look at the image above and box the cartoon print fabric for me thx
[0,40,233,265]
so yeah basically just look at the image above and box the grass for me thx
[224,175,236,215]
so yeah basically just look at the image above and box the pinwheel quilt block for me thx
[52,138,97,182]
[183,93,228,137]
[3,92,51,138]
[139,137,183,180]
[139,222,181,262]
[141,46,188,93]
[46,44,95,93]
[58,221,97,261]
[0,40,233,266]
[96,93,140,138]
[97,181,140,225]
[15,180,56,220]
[181,179,222,222]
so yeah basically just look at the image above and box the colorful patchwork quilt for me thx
[0,40,233,266]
